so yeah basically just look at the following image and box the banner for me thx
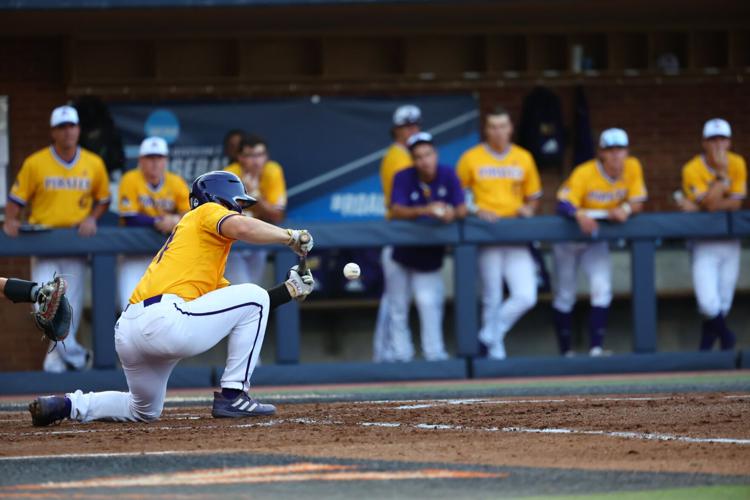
[110,95,478,222]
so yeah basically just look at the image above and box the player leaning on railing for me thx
[28,171,315,426]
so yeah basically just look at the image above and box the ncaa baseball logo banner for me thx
[110,95,478,222]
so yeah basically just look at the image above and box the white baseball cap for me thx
[703,118,731,139]
[50,105,79,127]
[406,131,433,150]
[599,128,629,149]
[139,136,169,157]
[393,105,421,127]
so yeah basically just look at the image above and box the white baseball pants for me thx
[552,242,613,313]
[477,245,537,359]
[67,283,269,423]
[386,261,448,362]
[691,240,741,318]
[32,257,89,371]
[224,249,269,285]
[118,255,154,311]
[372,246,413,362]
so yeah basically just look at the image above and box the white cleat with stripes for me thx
[211,392,277,418]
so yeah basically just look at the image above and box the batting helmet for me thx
[189,171,257,213]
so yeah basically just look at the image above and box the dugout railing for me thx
[0,211,748,387]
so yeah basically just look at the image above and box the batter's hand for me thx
[576,212,599,235]
[286,229,314,256]
[285,264,314,300]
[78,216,97,237]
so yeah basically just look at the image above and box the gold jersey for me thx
[9,146,110,227]
[130,203,239,303]
[380,143,413,214]
[682,152,747,203]
[558,157,647,210]
[457,143,541,217]
[118,169,190,218]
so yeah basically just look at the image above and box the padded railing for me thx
[0,211,746,368]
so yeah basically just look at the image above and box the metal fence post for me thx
[454,244,478,357]
[631,239,657,353]
[274,250,300,363]
[91,253,117,369]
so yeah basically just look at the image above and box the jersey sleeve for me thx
[557,168,585,208]
[262,162,287,209]
[200,203,239,239]
[682,162,708,202]
[447,169,466,206]
[174,176,191,213]
[730,156,747,200]
[456,151,473,189]
[9,157,36,206]
[389,170,411,207]
[92,158,111,204]
[627,158,648,202]
[118,172,140,216]
[522,153,543,200]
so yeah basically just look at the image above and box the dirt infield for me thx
[2,392,748,477]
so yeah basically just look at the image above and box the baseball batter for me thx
[678,118,746,351]
[554,128,647,356]
[373,104,422,362]
[3,105,110,373]
[388,132,467,361]
[457,106,542,360]
[118,137,190,311]
[224,136,287,285]
[28,171,314,426]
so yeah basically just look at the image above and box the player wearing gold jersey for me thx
[457,107,542,360]
[677,119,746,351]
[373,104,422,362]
[28,171,314,426]
[3,105,110,373]
[117,137,190,311]
[554,128,647,357]
[224,135,287,286]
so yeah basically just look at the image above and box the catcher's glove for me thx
[33,276,72,344]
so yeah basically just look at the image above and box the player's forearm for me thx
[704,197,741,212]
[223,215,290,245]
[89,201,110,220]
[629,201,644,215]
[523,198,540,215]
[4,201,21,222]
[389,204,428,220]
[454,204,468,219]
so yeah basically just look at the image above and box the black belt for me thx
[125,295,162,312]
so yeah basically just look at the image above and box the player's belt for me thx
[124,295,163,312]
[143,295,163,307]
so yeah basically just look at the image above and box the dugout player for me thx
[28,171,314,426]
[388,132,467,361]
[373,104,422,362]
[3,105,110,372]
[117,137,190,311]
[457,106,542,360]
[223,135,287,285]
[223,129,246,166]
[677,119,746,351]
[554,128,647,357]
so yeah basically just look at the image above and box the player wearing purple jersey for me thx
[388,132,467,361]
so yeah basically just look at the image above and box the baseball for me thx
[343,262,361,280]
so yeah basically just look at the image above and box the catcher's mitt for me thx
[33,276,72,344]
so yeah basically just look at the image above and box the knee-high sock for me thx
[553,308,573,354]
[717,314,736,351]
[699,315,721,351]
[588,306,608,349]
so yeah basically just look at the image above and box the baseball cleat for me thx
[29,395,69,427]
[589,346,613,357]
[211,392,276,418]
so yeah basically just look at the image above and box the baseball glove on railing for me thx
[33,276,72,345]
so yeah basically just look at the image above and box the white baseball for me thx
[343,262,361,280]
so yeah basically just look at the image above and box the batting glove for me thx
[286,265,314,300]
[285,229,314,256]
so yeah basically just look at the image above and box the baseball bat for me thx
[297,232,310,274]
